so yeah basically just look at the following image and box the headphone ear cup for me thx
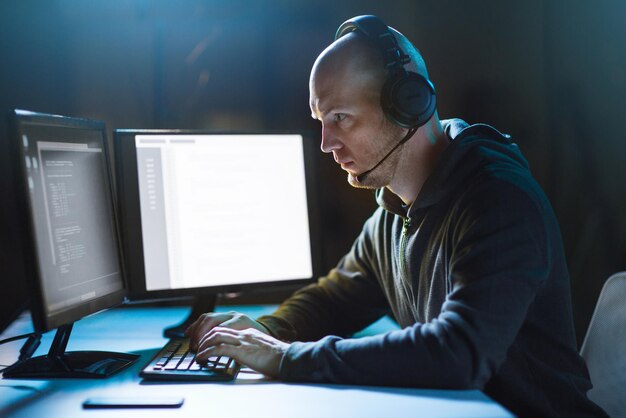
[381,72,436,129]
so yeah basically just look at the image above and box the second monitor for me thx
[114,130,321,336]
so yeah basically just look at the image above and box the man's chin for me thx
[348,173,377,189]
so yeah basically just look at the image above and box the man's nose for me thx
[320,125,342,154]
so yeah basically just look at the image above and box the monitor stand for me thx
[163,295,218,338]
[3,323,138,379]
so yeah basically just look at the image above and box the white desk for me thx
[0,306,513,418]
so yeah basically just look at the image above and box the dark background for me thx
[1,0,624,344]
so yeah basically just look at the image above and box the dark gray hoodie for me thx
[258,119,607,417]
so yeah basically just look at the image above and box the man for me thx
[186,16,606,417]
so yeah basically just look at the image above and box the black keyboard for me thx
[140,338,240,381]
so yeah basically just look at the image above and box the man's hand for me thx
[195,327,289,378]
[184,311,270,351]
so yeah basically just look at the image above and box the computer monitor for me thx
[2,110,137,378]
[0,119,28,334]
[114,130,322,337]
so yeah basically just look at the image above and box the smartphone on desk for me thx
[83,396,184,409]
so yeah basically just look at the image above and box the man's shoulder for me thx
[442,118,512,143]
[424,119,533,206]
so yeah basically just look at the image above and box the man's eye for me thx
[334,113,347,122]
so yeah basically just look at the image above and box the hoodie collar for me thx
[377,119,521,217]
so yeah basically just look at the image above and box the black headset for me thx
[335,15,436,130]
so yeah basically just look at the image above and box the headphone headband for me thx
[335,15,410,72]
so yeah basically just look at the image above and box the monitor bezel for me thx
[114,129,322,301]
[10,109,128,333]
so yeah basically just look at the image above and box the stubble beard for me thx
[347,125,405,189]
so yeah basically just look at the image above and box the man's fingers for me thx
[185,311,266,352]
[187,313,231,350]
[184,317,203,337]
[196,328,243,363]
[219,317,246,330]
[198,326,240,347]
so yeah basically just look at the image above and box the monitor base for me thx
[3,350,138,379]
[3,323,137,379]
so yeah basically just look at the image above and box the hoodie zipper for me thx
[400,216,411,280]
[398,215,417,319]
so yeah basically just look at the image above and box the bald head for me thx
[310,28,429,101]
[310,33,386,108]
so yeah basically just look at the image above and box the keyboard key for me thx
[188,362,202,371]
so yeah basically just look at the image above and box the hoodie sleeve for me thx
[257,209,392,342]
[276,176,553,389]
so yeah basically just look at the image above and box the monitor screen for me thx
[10,110,126,332]
[114,130,321,300]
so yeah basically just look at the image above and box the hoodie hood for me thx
[377,118,530,216]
